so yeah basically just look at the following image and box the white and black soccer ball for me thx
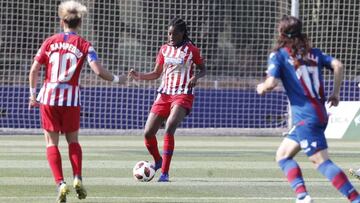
[133,161,155,182]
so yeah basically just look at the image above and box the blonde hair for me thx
[58,1,87,28]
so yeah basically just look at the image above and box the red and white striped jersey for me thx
[34,32,94,106]
[156,42,203,95]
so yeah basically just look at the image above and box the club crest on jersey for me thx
[300,140,309,149]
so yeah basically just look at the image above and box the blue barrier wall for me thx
[1,81,358,129]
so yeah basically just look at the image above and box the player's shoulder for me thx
[159,43,168,49]
[185,41,199,50]
[309,47,324,56]
[268,49,283,60]
[310,47,322,53]
[41,34,61,45]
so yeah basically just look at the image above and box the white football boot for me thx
[73,176,87,200]
[56,182,70,203]
[349,168,360,180]
[296,195,313,203]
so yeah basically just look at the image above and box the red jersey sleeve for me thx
[191,45,203,65]
[155,46,165,65]
[34,40,49,64]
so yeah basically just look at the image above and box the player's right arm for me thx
[257,52,281,95]
[128,63,163,81]
[128,45,164,81]
[28,60,41,109]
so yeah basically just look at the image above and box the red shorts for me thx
[40,105,80,133]
[150,94,194,118]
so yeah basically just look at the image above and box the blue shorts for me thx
[287,121,328,156]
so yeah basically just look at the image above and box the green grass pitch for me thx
[0,135,359,203]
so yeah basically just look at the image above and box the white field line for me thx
[0,196,346,200]
[0,177,339,186]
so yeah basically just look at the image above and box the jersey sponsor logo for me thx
[164,57,184,65]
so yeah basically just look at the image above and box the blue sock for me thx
[318,160,359,201]
[278,158,308,198]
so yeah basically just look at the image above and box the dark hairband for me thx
[282,30,301,38]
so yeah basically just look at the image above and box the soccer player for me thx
[28,1,126,202]
[128,17,206,182]
[257,15,360,203]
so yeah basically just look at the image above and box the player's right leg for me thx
[144,112,166,171]
[44,130,69,202]
[276,137,310,202]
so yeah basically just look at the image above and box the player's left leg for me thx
[158,105,187,182]
[45,131,65,185]
[310,150,360,202]
[65,131,87,200]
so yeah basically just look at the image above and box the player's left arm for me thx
[188,46,206,88]
[327,59,343,107]
[188,63,206,88]
[87,46,127,84]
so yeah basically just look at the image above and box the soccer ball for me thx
[133,161,155,182]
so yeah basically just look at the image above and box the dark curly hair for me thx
[168,17,195,45]
[272,15,311,57]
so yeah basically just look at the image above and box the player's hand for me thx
[128,69,140,80]
[188,76,198,88]
[28,95,39,109]
[256,83,266,95]
[327,93,340,107]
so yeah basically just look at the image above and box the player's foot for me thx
[158,172,169,182]
[349,168,360,180]
[154,159,162,171]
[56,182,70,203]
[73,176,87,200]
[296,195,313,203]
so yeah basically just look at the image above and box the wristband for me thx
[30,88,36,96]
[112,75,120,83]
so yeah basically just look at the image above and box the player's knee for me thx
[275,149,290,162]
[164,126,176,136]
[144,130,155,139]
